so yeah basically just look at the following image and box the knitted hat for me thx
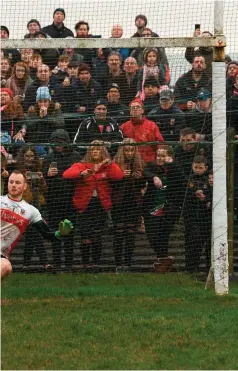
[53,8,65,18]
[95,99,108,108]
[1,26,9,37]
[50,129,70,143]
[135,14,147,26]
[36,87,51,102]
[144,77,159,87]
[27,19,41,29]
[0,88,13,99]
[197,88,212,100]
[129,98,144,107]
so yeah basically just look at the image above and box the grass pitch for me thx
[1,273,238,370]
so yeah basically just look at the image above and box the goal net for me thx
[1,0,237,292]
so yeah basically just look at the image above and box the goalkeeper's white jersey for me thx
[1,195,42,258]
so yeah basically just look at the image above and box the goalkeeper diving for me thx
[1,170,74,282]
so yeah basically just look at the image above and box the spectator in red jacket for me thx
[63,140,123,268]
[120,98,164,163]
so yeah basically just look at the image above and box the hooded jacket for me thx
[120,117,164,163]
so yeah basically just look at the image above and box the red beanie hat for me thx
[129,98,144,107]
[0,88,13,99]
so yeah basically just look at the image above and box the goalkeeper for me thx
[1,171,74,282]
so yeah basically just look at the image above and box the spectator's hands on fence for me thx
[164,156,173,164]
[55,219,73,238]
[187,100,196,110]
[153,176,162,188]
[39,106,48,118]
[47,167,58,177]
[13,129,26,142]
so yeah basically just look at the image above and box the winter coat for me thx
[23,77,57,111]
[143,160,186,212]
[148,103,186,142]
[25,105,65,143]
[174,70,211,109]
[43,147,81,211]
[185,111,212,140]
[107,102,130,124]
[41,23,74,38]
[120,117,164,163]
[63,161,124,212]
[5,75,33,99]
[72,78,102,114]
[73,116,123,156]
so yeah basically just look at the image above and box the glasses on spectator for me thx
[130,105,142,110]
[16,69,26,73]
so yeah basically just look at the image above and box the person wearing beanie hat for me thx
[0,87,13,100]
[42,129,80,270]
[106,83,129,125]
[148,88,186,142]
[73,97,123,157]
[142,78,160,115]
[120,98,164,163]
[26,85,64,146]
[72,64,101,114]
[36,86,52,102]
[1,26,9,38]
[1,26,21,66]
[24,19,41,38]
[41,8,73,39]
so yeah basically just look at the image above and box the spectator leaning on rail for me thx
[43,129,81,271]
[120,98,164,163]
[41,8,74,38]
[63,141,124,268]
[174,54,211,111]
[73,99,123,157]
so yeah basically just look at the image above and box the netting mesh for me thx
[1,0,237,275]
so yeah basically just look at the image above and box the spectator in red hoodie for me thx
[120,98,164,163]
[63,140,123,268]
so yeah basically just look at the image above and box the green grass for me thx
[2,273,238,370]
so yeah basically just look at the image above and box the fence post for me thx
[227,127,235,275]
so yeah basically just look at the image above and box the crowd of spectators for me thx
[1,10,237,273]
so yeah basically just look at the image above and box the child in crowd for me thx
[112,138,145,273]
[143,145,185,272]
[184,155,211,273]
[52,55,70,83]
[137,48,169,100]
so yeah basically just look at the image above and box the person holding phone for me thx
[43,129,81,271]
[185,25,214,78]
[63,140,124,268]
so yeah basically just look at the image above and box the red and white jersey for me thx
[1,195,42,258]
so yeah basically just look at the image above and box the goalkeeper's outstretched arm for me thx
[33,219,73,241]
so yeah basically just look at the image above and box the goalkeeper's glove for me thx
[55,219,73,239]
